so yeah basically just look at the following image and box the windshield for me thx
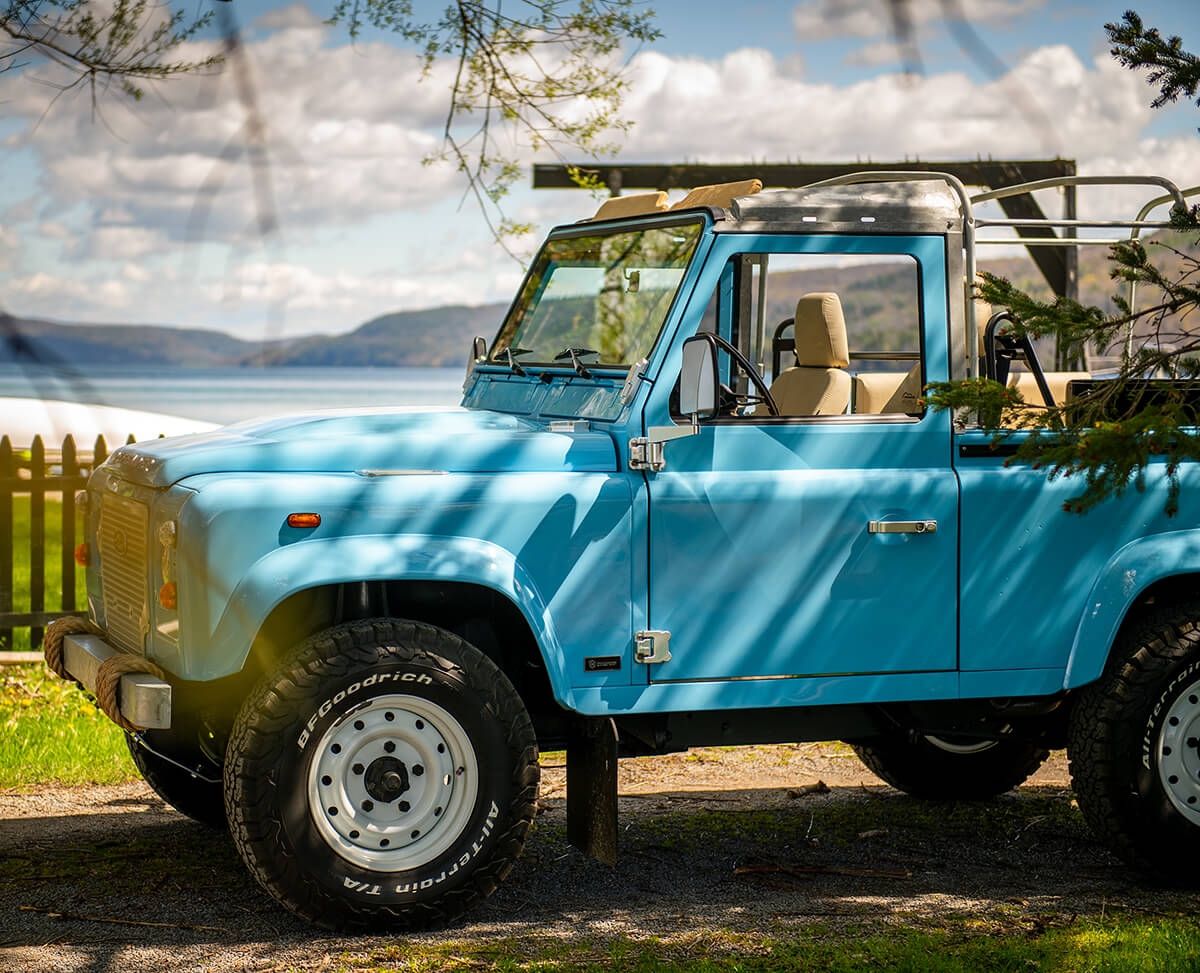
[491,219,704,368]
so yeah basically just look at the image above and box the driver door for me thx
[642,235,959,684]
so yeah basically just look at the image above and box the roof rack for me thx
[791,171,1195,379]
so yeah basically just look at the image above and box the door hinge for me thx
[629,438,665,472]
[635,630,672,664]
[628,424,698,473]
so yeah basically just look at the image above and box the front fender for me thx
[191,534,569,700]
[1065,529,1200,689]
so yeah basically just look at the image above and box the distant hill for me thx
[0,312,271,366]
[241,304,508,368]
[3,231,1194,370]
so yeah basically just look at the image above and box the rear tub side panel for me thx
[956,435,1200,684]
[170,472,634,705]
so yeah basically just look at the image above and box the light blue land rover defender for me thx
[53,172,1200,928]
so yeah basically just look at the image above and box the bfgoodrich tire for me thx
[850,731,1049,800]
[1068,601,1200,881]
[224,618,540,930]
[126,732,226,828]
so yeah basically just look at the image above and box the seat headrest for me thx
[793,293,849,368]
[976,300,992,357]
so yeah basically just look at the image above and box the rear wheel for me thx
[1069,601,1200,880]
[851,731,1049,799]
[224,618,539,929]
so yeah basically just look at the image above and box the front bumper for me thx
[63,634,173,730]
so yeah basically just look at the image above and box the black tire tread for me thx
[851,735,1049,800]
[224,618,539,930]
[1067,599,1200,876]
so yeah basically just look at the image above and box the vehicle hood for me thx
[102,407,620,487]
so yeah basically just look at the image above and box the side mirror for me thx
[464,335,488,390]
[679,334,720,420]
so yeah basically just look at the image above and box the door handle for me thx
[868,520,937,534]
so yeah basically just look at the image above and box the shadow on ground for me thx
[1,780,1197,971]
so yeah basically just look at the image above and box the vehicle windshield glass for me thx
[491,220,704,368]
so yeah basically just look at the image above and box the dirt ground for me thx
[1,744,1197,972]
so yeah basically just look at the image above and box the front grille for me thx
[97,493,151,655]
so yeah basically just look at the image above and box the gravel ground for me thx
[2,744,1197,973]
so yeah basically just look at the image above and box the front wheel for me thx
[224,619,540,929]
[1069,601,1200,880]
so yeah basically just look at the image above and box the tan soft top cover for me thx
[669,179,763,211]
[590,191,670,221]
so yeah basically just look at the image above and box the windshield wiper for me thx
[553,347,599,378]
[495,347,534,376]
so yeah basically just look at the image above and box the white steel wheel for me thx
[224,618,540,930]
[307,694,479,870]
[923,734,999,755]
[1155,676,1200,827]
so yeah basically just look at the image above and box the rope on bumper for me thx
[43,616,168,731]
[41,616,94,679]
[95,653,169,732]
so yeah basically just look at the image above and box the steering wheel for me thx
[702,332,780,416]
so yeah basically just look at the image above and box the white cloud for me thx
[613,44,1195,178]
[0,3,1195,338]
[121,262,152,283]
[0,226,19,271]
[792,0,1048,42]
[253,2,326,31]
[76,225,164,261]
[8,272,130,312]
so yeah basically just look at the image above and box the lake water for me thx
[0,364,466,425]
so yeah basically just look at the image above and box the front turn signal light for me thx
[287,512,321,528]
[74,543,90,566]
[158,582,178,610]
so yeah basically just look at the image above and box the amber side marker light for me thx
[159,582,178,610]
[287,513,322,528]
[74,542,90,566]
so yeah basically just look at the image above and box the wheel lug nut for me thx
[412,765,424,776]
[398,800,410,812]
[362,800,374,812]
[384,741,396,754]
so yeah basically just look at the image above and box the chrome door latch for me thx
[868,520,938,534]
[634,630,672,664]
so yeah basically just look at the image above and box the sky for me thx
[2,0,1199,343]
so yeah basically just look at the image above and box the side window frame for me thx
[671,240,929,426]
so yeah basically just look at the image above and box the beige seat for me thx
[853,370,923,414]
[1009,371,1092,407]
[759,293,851,416]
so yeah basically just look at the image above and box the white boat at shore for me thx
[0,397,219,448]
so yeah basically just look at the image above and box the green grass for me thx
[0,663,134,786]
[343,920,1200,972]
[4,494,87,653]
